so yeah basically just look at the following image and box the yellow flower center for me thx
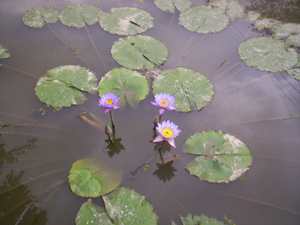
[159,99,169,108]
[161,128,174,138]
[106,99,113,105]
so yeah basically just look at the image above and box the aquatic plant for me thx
[98,93,120,114]
[23,7,59,28]
[153,120,181,148]
[172,213,228,225]
[185,131,253,183]
[151,93,176,115]
[0,45,10,59]
[111,35,168,70]
[153,67,214,112]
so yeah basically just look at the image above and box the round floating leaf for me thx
[154,0,191,13]
[272,23,300,40]
[0,45,10,59]
[99,7,154,35]
[180,214,225,225]
[46,65,98,93]
[98,68,149,107]
[286,34,300,48]
[287,68,300,80]
[179,6,229,34]
[76,200,115,225]
[23,8,45,28]
[185,131,253,183]
[69,159,121,198]
[152,67,214,112]
[239,37,298,72]
[59,4,99,28]
[103,187,158,225]
[154,0,175,13]
[35,77,87,110]
[23,7,59,28]
[226,0,245,21]
[35,65,98,110]
[111,35,168,70]
[40,7,59,24]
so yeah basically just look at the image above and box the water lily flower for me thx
[153,120,181,148]
[151,93,176,115]
[98,93,120,113]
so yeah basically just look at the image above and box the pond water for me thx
[0,0,300,225]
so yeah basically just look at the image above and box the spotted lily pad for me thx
[23,7,59,28]
[152,67,214,112]
[59,4,100,28]
[68,159,121,198]
[111,35,168,70]
[154,0,191,13]
[99,7,154,36]
[0,46,10,59]
[185,131,252,183]
[103,187,158,225]
[239,37,298,72]
[179,214,226,225]
[98,68,149,107]
[179,6,229,34]
[75,200,115,225]
[35,65,98,110]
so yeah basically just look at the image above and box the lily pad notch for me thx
[111,35,168,70]
[35,65,98,110]
[184,130,253,183]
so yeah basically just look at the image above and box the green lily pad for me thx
[254,18,281,31]
[35,65,98,110]
[46,65,98,93]
[99,7,154,36]
[111,35,168,70]
[23,8,45,28]
[35,77,87,110]
[185,131,253,183]
[287,68,300,80]
[40,7,59,23]
[179,6,229,34]
[103,187,158,225]
[0,45,10,59]
[286,34,300,48]
[272,23,300,40]
[59,4,100,28]
[75,200,115,225]
[226,0,245,21]
[23,7,59,28]
[152,67,214,112]
[69,158,121,198]
[180,214,225,225]
[239,37,298,72]
[98,68,149,107]
[154,0,191,13]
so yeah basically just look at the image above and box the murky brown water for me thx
[1,0,300,225]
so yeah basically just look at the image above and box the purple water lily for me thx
[153,120,181,148]
[151,93,176,115]
[98,93,120,113]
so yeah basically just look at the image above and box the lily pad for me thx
[239,37,298,72]
[98,68,149,107]
[180,214,225,225]
[185,131,253,183]
[23,8,45,28]
[0,45,10,59]
[103,187,158,225]
[59,4,100,28]
[99,7,154,36]
[287,68,300,80]
[23,7,59,28]
[152,67,214,112]
[111,35,168,70]
[226,0,245,21]
[272,23,300,40]
[75,200,115,225]
[179,6,229,34]
[154,0,191,13]
[286,34,300,48]
[35,65,98,110]
[46,65,98,93]
[68,158,121,198]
